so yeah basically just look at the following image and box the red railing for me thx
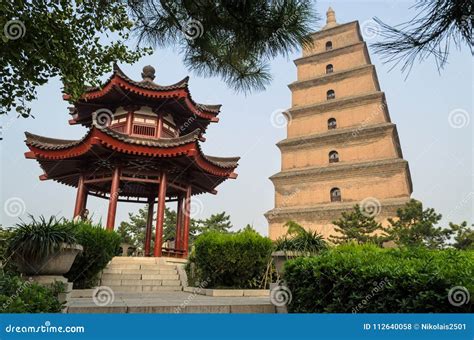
[132,124,156,137]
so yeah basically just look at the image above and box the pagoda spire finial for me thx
[323,7,338,29]
[141,65,156,81]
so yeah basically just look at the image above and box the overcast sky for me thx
[1,0,472,236]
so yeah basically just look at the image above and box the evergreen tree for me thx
[372,0,471,74]
[118,206,218,249]
[449,221,474,250]
[329,205,385,246]
[117,207,150,250]
[382,199,452,249]
[199,212,232,233]
[163,207,202,243]
[127,0,316,92]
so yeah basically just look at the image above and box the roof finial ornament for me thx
[323,7,338,29]
[141,65,156,81]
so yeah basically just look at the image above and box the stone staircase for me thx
[66,256,276,313]
[99,257,183,292]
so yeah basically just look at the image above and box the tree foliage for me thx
[127,0,316,92]
[330,199,472,250]
[117,207,149,250]
[382,199,451,249]
[199,211,232,233]
[372,0,472,74]
[1,0,147,117]
[450,221,474,250]
[117,206,227,250]
[330,205,385,246]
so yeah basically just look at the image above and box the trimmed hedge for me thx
[188,230,273,288]
[65,222,121,289]
[284,244,473,313]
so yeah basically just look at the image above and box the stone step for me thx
[101,273,179,281]
[104,285,183,293]
[101,273,141,280]
[141,274,179,280]
[106,264,176,270]
[102,268,177,275]
[67,303,275,314]
[101,279,181,287]
[110,257,163,263]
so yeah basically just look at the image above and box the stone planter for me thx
[272,250,305,277]
[15,243,83,276]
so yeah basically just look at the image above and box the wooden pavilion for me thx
[24,65,239,258]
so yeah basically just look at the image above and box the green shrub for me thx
[7,216,77,265]
[65,221,121,288]
[0,226,15,273]
[188,230,273,289]
[0,271,65,313]
[275,221,327,254]
[284,244,473,313]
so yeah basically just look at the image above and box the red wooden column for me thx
[144,197,154,257]
[175,194,184,251]
[156,113,163,138]
[106,167,121,231]
[153,172,168,257]
[126,111,134,135]
[182,185,192,257]
[73,174,87,218]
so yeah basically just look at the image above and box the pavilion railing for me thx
[132,123,156,137]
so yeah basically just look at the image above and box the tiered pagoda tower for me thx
[265,8,412,240]
[24,64,239,257]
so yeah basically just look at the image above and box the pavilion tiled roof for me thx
[79,64,221,115]
[25,124,240,170]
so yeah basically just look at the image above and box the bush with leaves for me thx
[65,221,121,289]
[0,226,15,273]
[275,221,327,255]
[284,244,473,313]
[0,271,65,313]
[187,229,273,289]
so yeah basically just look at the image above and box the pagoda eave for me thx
[24,127,239,196]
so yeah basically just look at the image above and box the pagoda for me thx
[24,64,239,257]
[265,8,412,240]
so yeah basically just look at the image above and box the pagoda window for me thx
[330,188,341,202]
[328,118,337,130]
[326,64,334,74]
[112,117,127,124]
[162,121,178,138]
[110,116,128,133]
[329,150,339,163]
[132,115,157,137]
[325,41,333,51]
[327,90,335,100]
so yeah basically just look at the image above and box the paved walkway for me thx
[67,291,276,313]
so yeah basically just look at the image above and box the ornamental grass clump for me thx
[274,221,327,255]
[7,215,77,264]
